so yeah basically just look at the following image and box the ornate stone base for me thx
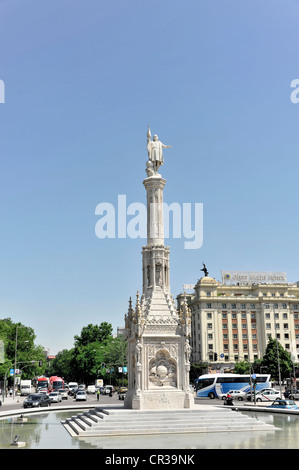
[124,389,194,410]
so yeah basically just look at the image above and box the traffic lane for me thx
[194,397,299,406]
[0,392,121,412]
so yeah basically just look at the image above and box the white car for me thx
[87,385,96,394]
[75,390,87,401]
[48,392,62,403]
[255,389,284,402]
[218,389,247,401]
[58,388,68,399]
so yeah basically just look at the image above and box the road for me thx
[0,392,122,413]
[1,393,296,414]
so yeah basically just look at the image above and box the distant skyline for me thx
[1,0,299,355]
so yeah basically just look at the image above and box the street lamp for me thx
[275,324,283,398]
[13,325,29,400]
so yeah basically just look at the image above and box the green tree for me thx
[190,362,207,383]
[74,322,113,347]
[260,336,292,381]
[234,360,251,375]
[46,349,74,382]
[102,336,127,386]
[0,318,46,385]
[69,322,116,384]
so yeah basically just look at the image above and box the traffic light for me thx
[214,352,218,361]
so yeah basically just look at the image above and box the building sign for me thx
[183,284,195,291]
[221,270,287,285]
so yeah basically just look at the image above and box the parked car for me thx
[48,392,62,403]
[75,390,87,401]
[218,389,247,401]
[23,393,51,408]
[58,388,68,400]
[246,388,276,401]
[254,389,284,402]
[287,390,299,400]
[270,399,299,410]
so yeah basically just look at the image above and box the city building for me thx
[177,271,299,371]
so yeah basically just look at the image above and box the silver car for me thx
[48,392,62,403]
[58,388,68,399]
[218,389,247,401]
[75,390,87,401]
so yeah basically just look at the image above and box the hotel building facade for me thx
[177,273,299,371]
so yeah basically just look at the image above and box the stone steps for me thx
[61,406,277,437]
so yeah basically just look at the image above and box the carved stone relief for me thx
[148,347,177,388]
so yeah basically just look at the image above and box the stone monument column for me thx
[124,127,193,410]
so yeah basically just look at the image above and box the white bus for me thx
[194,373,271,399]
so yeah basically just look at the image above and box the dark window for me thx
[196,378,215,390]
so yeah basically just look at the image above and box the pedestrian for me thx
[97,390,100,401]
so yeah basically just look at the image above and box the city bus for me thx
[49,376,64,392]
[36,376,49,391]
[194,373,271,399]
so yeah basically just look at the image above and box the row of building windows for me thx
[190,303,299,312]
[200,332,299,342]
[206,303,299,309]
[207,354,259,361]
[205,291,294,298]
[222,344,258,350]
[205,312,298,319]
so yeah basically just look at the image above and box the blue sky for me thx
[0,0,299,355]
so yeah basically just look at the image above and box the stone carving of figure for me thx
[135,339,143,365]
[155,264,162,286]
[184,339,192,364]
[147,126,172,174]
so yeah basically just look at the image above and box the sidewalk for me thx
[0,394,25,407]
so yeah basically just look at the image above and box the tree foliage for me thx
[74,322,113,347]
[0,318,46,384]
[47,322,127,386]
[234,360,250,375]
[234,336,293,381]
[190,362,207,383]
[259,336,293,380]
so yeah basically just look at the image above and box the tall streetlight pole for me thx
[275,325,283,397]
[12,326,29,400]
[13,325,18,400]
